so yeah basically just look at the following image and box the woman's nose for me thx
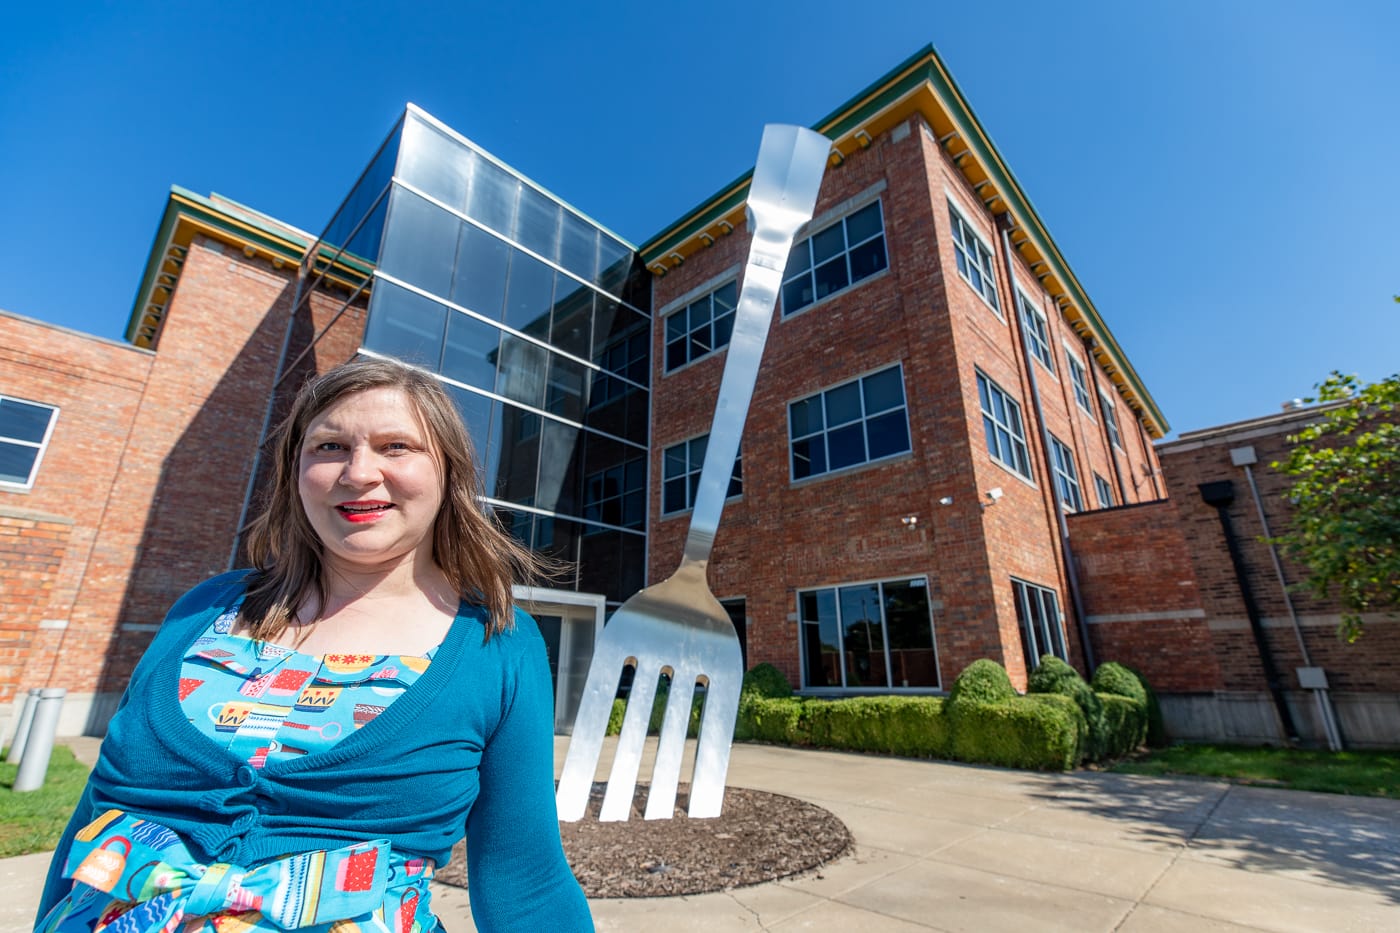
[339,448,382,486]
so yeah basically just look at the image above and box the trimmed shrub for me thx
[949,693,1082,770]
[607,698,625,735]
[1098,693,1147,758]
[737,696,807,744]
[1027,656,1104,762]
[603,679,703,738]
[947,658,1017,705]
[808,696,951,758]
[741,663,794,699]
[1091,662,1147,706]
[1103,662,1167,747]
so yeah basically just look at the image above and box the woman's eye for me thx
[314,442,345,452]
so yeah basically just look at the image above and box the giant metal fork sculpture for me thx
[556,124,830,821]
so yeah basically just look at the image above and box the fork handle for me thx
[682,236,790,564]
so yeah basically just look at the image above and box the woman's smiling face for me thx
[297,386,445,575]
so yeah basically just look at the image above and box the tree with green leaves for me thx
[1272,370,1400,642]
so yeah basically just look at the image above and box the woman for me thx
[35,358,594,933]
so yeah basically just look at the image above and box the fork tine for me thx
[599,659,662,821]
[555,635,633,821]
[687,655,743,818]
[644,667,697,820]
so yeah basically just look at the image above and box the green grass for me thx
[1111,743,1400,798]
[0,746,89,858]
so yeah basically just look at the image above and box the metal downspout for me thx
[999,227,1095,672]
[1198,479,1299,742]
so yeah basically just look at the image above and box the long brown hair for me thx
[241,357,548,640]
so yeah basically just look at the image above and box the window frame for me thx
[661,433,742,516]
[0,394,59,491]
[1100,391,1124,449]
[1048,435,1084,512]
[781,198,889,318]
[581,454,646,533]
[1093,472,1115,509]
[947,201,1001,314]
[787,363,912,483]
[1012,578,1068,673]
[975,370,1033,480]
[663,278,738,373]
[1016,290,1055,375]
[1065,351,1094,418]
[796,574,941,692]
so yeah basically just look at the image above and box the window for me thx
[948,202,1000,312]
[0,395,58,490]
[662,435,742,514]
[588,330,648,408]
[1012,578,1067,673]
[1094,473,1115,509]
[582,456,645,530]
[788,365,910,480]
[1066,354,1093,416]
[782,200,887,316]
[1049,435,1084,512]
[975,372,1031,479]
[1016,291,1054,373]
[664,280,737,372]
[1100,392,1124,449]
[798,577,939,690]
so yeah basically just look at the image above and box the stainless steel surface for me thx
[556,124,829,821]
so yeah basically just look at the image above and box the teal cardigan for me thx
[38,571,593,932]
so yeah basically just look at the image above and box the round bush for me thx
[1091,662,1148,706]
[1027,656,1104,762]
[947,659,1016,705]
[741,663,794,699]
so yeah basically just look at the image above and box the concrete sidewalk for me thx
[7,737,1400,932]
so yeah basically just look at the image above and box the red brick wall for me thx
[647,116,1162,691]
[0,312,152,703]
[1067,500,1221,692]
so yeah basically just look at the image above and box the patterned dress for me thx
[37,605,443,933]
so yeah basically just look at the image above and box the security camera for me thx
[985,487,1004,502]
[937,496,954,506]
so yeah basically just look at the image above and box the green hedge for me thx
[1093,662,1165,747]
[1027,655,1105,761]
[948,693,1083,771]
[1098,693,1147,759]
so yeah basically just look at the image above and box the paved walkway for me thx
[6,737,1399,932]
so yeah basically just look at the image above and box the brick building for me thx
[1071,406,1400,747]
[8,45,1389,747]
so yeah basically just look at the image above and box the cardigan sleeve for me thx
[463,611,593,932]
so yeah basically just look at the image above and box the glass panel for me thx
[791,436,824,479]
[1,399,55,443]
[440,310,500,391]
[789,398,821,438]
[811,224,845,264]
[663,477,687,514]
[363,281,447,369]
[558,211,599,283]
[862,368,903,415]
[866,411,910,461]
[621,258,651,312]
[883,580,937,687]
[450,223,510,318]
[848,238,887,281]
[1041,589,1066,659]
[549,281,594,360]
[379,187,459,298]
[316,116,400,261]
[397,114,471,211]
[799,589,841,688]
[466,155,519,238]
[839,583,886,688]
[342,189,390,274]
[826,423,865,471]
[576,527,645,603]
[812,257,849,300]
[663,443,687,478]
[536,419,583,516]
[0,444,39,485]
[1013,582,1038,672]
[503,249,556,335]
[494,333,548,408]
[824,382,862,426]
[444,385,498,496]
[493,402,541,503]
[845,202,883,244]
[712,308,734,349]
[596,236,633,297]
[514,185,562,264]
[782,277,811,316]
[545,353,589,421]
[784,240,811,276]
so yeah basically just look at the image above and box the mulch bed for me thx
[435,783,852,898]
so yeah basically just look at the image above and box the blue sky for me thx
[2,0,1395,436]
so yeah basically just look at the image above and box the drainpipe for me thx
[1198,479,1299,742]
[1229,446,1344,750]
[999,227,1095,672]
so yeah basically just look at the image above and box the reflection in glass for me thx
[536,419,583,517]
[549,280,594,360]
[544,353,590,422]
[451,223,510,318]
[398,114,472,211]
[839,584,887,687]
[883,580,938,687]
[558,211,599,284]
[495,333,548,409]
[379,188,459,297]
[466,154,519,239]
[445,385,499,496]
[799,589,841,688]
[363,281,447,369]
[503,249,556,336]
[514,185,561,264]
[317,115,402,262]
[494,402,541,503]
[440,310,500,392]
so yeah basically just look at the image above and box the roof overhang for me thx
[640,45,1169,437]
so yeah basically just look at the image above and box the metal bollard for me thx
[6,688,42,764]
[15,688,66,792]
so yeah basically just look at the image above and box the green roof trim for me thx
[639,44,1168,434]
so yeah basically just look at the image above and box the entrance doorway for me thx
[514,587,605,734]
